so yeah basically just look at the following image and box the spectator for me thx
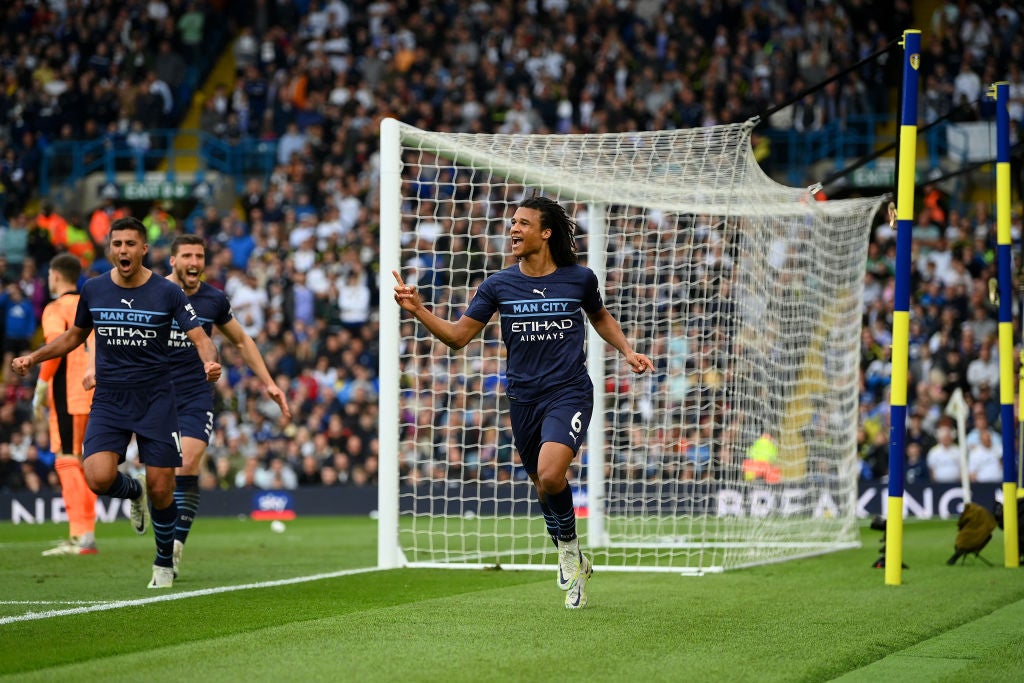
[336,268,371,335]
[142,203,177,249]
[154,40,187,92]
[951,58,982,119]
[965,407,1001,450]
[177,1,206,63]
[34,203,69,255]
[228,271,268,338]
[0,220,29,277]
[17,260,47,321]
[905,411,937,456]
[126,120,153,164]
[965,342,999,399]
[233,26,259,71]
[1,282,36,372]
[88,198,127,248]
[926,419,962,484]
[225,217,256,271]
[277,122,308,166]
[682,420,713,481]
[297,454,323,486]
[905,442,929,486]
[235,457,259,488]
[255,456,298,490]
[967,427,1002,484]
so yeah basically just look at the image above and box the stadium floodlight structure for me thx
[378,117,886,574]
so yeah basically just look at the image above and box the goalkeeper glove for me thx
[32,380,48,421]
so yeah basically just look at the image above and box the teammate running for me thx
[12,217,221,588]
[166,234,291,576]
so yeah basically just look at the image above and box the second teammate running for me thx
[166,235,292,576]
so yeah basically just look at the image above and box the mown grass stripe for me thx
[831,597,1024,682]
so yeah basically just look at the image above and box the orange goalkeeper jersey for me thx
[38,292,95,415]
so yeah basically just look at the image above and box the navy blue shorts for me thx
[174,384,216,443]
[508,382,593,475]
[84,381,183,468]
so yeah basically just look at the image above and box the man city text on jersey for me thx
[94,308,162,345]
[75,274,201,386]
[464,264,603,403]
[509,300,577,341]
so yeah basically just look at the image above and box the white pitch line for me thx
[0,601,110,605]
[0,566,380,626]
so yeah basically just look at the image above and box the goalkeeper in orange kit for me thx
[36,253,98,556]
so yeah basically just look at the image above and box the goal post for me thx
[378,117,885,573]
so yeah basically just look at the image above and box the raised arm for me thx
[393,270,486,350]
[586,307,655,374]
[11,326,91,377]
[185,326,222,383]
[216,317,292,419]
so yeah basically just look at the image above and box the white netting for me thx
[379,118,885,573]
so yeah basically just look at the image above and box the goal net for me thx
[378,118,885,573]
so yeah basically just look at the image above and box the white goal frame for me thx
[378,117,884,573]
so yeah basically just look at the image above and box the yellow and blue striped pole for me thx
[990,81,1020,567]
[885,29,921,586]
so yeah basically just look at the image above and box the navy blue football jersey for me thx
[464,264,603,403]
[75,272,201,386]
[168,281,233,390]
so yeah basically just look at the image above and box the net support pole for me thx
[377,117,403,569]
[586,202,609,547]
[885,29,922,587]
[990,82,1021,568]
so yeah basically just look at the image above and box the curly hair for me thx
[518,195,578,267]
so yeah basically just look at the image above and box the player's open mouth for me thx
[119,258,132,268]
[511,237,522,246]
[186,269,200,277]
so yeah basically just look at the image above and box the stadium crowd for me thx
[2,0,1024,494]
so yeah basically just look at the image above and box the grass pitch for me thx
[2,515,1023,682]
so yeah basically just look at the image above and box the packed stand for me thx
[4,0,1019,493]
[857,0,1024,487]
[0,0,228,221]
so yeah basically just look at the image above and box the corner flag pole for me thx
[990,81,1020,567]
[885,29,921,586]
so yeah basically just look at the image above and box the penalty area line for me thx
[0,566,380,626]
